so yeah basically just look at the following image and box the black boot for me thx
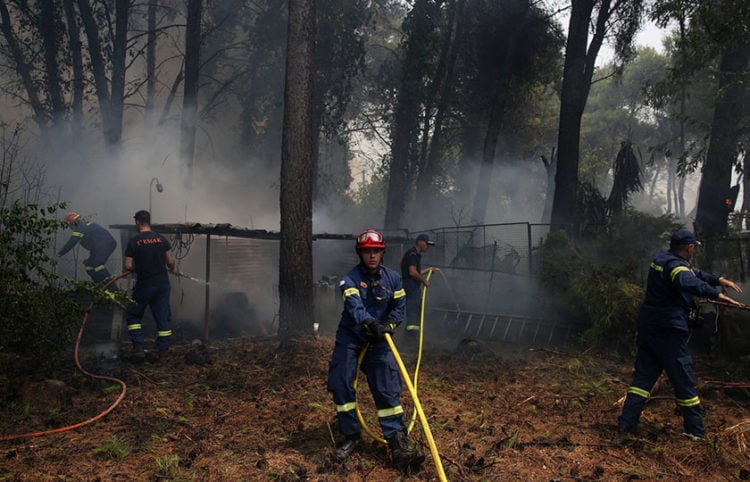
[129,343,146,364]
[334,434,361,462]
[388,430,425,472]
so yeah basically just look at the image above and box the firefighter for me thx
[618,229,745,440]
[400,233,437,338]
[123,210,177,362]
[57,211,117,285]
[326,229,425,472]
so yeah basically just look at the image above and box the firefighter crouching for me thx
[57,211,117,285]
[326,229,425,472]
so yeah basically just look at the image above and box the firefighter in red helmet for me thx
[58,211,117,285]
[326,229,425,472]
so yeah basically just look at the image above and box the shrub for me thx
[540,210,679,350]
[0,201,114,371]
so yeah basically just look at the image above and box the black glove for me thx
[364,319,395,342]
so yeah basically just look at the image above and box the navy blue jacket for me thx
[639,250,722,332]
[58,221,116,256]
[336,263,406,342]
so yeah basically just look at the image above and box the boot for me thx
[333,434,361,462]
[130,343,146,363]
[388,430,425,472]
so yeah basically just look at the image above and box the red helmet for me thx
[356,229,386,250]
[65,212,81,223]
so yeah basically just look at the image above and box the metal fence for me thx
[77,222,579,348]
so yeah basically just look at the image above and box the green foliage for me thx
[0,201,119,371]
[541,211,680,349]
[93,437,131,460]
[155,454,180,474]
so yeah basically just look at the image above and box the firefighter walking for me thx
[326,229,425,472]
[618,229,745,440]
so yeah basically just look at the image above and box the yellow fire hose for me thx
[407,269,432,431]
[384,332,447,481]
[353,270,446,480]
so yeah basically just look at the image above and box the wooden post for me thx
[204,233,211,341]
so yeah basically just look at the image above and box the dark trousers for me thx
[83,240,116,284]
[618,328,704,437]
[404,282,422,331]
[327,337,405,439]
[125,284,172,352]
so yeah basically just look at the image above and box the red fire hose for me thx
[0,271,132,441]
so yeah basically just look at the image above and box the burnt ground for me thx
[2,333,750,481]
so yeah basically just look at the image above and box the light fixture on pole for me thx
[149,177,164,217]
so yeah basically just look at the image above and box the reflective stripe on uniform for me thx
[157,330,172,337]
[650,262,663,272]
[342,287,360,300]
[128,323,143,331]
[377,405,403,418]
[393,288,406,299]
[405,325,420,331]
[676,395,700,407]
[336,402,357,413]
[628,386,650,398]
[670,266,690,282]
[72,231,84,238]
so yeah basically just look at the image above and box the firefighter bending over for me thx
[618,229,745,440]
[326,229,425,472]
[58,211,117,285]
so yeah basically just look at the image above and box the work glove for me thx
[364,319,395,342]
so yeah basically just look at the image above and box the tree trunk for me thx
[414,0,464,215]
[38,0,66,129]
[109,0,129,144]
[742,152,750,230]
[471,0,524,226]
[62,0,84,131]
[0,0,47,128]
[384,0,434,231]
[541,149,556,223]
[180,0,202,179]
[695,43,750,238]
[78,0,116,144]
[550,0,608,232]
[145,0,157,128]
[278,0,315,342]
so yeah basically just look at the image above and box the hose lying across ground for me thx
[0,271,131,442]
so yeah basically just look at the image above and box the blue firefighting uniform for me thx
[326,263,407,440]
[58,220,117,284]
[400,246,423,333]
[618,249,723,437]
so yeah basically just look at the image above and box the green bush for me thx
[0,202,113,371]
[541,210,679,350]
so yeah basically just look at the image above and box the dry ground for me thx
[2,335,750,481]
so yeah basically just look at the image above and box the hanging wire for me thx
[170,229,194,261]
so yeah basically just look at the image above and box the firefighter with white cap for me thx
[326,229,425,472]
[58,211,117,285]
